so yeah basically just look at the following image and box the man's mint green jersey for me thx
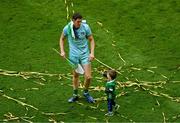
[63,22,92,57]
[105,80,116,99]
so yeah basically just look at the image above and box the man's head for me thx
[72,13,82,28]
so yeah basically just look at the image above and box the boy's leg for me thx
[112,99,116,106]
[105,99,113,116]
[107,99,113,112]
[113,99,120,111]
[82,63,95,103]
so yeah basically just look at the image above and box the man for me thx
[59,13,95,103]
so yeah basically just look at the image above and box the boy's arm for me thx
[105,86,114,93]
[105,87,114,99]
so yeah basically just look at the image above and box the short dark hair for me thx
[72,13,82,20]
[108,70,117,80]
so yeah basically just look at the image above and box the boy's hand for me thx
[105,88,113,93]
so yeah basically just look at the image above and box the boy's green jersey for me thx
[105,80,116,99]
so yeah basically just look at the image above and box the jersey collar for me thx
[107,79,115,83]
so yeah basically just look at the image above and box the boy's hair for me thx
[108,70,117,80]
[72,13,82,20]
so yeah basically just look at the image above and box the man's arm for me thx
[88,35,95,61]
[59,32,66,58]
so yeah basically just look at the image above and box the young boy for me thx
[103,70,119,116]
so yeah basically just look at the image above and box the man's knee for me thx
[85,74,92,80]
[73,71,79,78]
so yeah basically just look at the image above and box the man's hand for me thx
[88,35,95,62]
[60,51,66,59]
[89,53,95,61]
